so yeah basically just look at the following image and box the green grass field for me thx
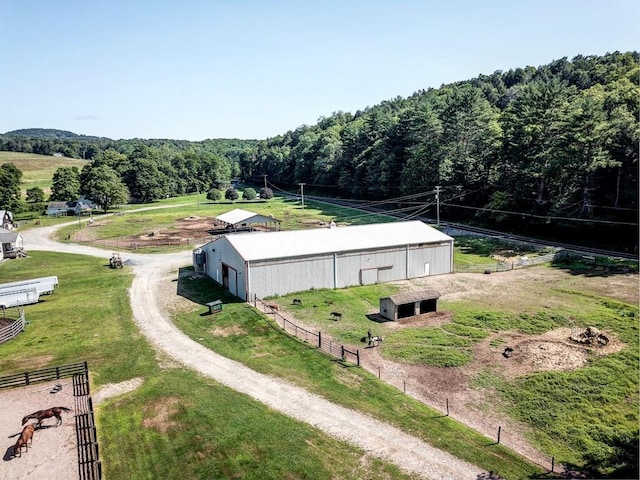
[0,151,88,195]
[171,276,543,480]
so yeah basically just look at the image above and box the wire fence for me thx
[454,252,558,273]
[253,296,360,366]
[251,298,561,473]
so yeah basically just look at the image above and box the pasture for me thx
[0,151,88,195]
[254,264,638,478]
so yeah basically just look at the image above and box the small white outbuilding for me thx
[194,220,453,301]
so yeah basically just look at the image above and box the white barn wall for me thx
[407,242,453,277]
[249,255,334,299]
[336,248,407,287]
[201,239,247,299]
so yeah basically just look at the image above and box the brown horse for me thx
[13,423,35,457]
[22,406,71,427]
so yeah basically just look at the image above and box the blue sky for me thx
[1,1,638,141]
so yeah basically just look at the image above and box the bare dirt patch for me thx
[210,325,246,337]
[93,377,145,406]
[142,397,182,433]
[74,216,219,249]
[471,327,624,380]
[0,381,76,480]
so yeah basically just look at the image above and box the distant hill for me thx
[3,128,108,141]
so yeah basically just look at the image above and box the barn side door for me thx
[227,266,238,296]
[360,268,378,285]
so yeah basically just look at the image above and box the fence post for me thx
[341,345,344,361]
[551,457,555,473]
[356,349,359,366]
[378,366,381,379]
[446,398,449,416]
[25,372,29,385]
[403,380,406,393]
[318,331,321,348]
[497,426,501,444]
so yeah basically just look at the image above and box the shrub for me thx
[260,187,274,199]
[225,188,239,201]
[206,188,222,201]
[243,187,257,200]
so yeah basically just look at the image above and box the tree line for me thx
[237,52,639,250]
[1,52,637,250]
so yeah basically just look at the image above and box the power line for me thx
[441,203,639,226]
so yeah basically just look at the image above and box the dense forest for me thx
[236,52,639,252]
[1,52,638,252]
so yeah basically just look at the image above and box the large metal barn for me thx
[193,220,454,301]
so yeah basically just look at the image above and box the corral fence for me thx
[454,252,559,273]
[0,307,26,344]
[0,361,86,389]
[254,295,360,366]
[0,361,102,479]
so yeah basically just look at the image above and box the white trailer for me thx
[0,276,59,295]
[0,286,40,308]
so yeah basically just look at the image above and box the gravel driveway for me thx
[22,222,485,479]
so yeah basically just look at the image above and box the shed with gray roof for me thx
[194,221,453,300]
[379,289,441,321]
[214,208,280,231]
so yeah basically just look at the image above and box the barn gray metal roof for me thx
[221,221,453,261]
[215,208,280,226]
[384,289,441,305]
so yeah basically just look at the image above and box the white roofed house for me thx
[193,221,454,301]
[0,227,24,259]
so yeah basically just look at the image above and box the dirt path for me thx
[20,222,485,480]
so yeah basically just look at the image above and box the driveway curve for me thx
[21,221,484,479]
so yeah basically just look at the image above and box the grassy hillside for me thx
[0,151,88,195]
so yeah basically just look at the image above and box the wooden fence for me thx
[254,296,360,366]
[0,308,25,344]
[73,368,101,480]
[0,361,87,389]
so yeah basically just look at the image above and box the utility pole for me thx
[298,183,306,210]
[262,174,267,190]
[435,186,441,226]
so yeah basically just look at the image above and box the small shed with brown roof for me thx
[379,289,441,321]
